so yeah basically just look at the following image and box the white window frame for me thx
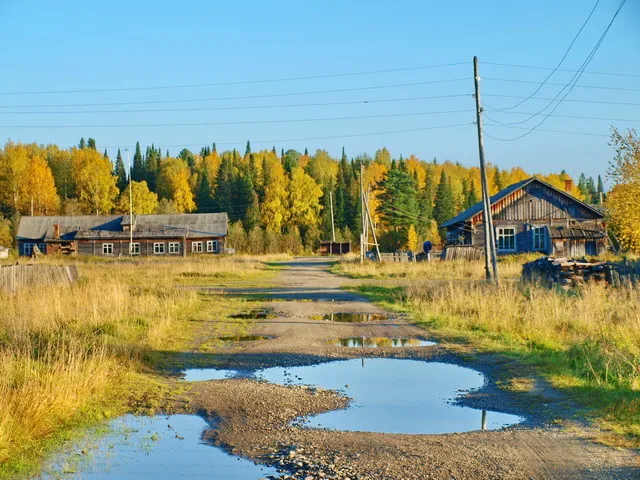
[191,241,203,253]
[496,227,517,252]
[129,242,140,255]
[206,240,218,253]
[168,242,180,254]
[532,226,546,251]
[153,242,165,255]
[102,243,114,255]
[22,243,33,255]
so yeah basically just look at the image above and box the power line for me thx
[484,62,640,78]
[0,62,467,96]
[483,110,640,124]
[0,108,474,128]
[0,79,469,109]
[484,0,628,140]
[0,94,473,115]
[98,122,474,149]
[493,0,601,111]
[484,77,640,92]
[482,125,609,140]
[483,94,640,107]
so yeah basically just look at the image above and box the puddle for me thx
[229,309,276,319]
[183,368,238,381]
[41,414,277,479]
[330,337,436,348]
[312,312,391,323]
[257,359,522,434]
[219,334,273,342]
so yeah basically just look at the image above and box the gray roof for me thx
[442,177,604,228]
[547,226,606,239]
[17,213,228,241]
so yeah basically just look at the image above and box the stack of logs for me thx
[521,256,638,289]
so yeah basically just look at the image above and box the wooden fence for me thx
[0,264,79,293]
[441,245,483,261]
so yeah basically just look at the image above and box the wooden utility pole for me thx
[364,190,381,262]
[329,190,336,243]
[360,164,365,263]
[473,56,499,283]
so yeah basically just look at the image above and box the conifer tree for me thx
[596,175,605,203]
[144,146,159,192]
[196,164,215,213]
[492,167,504,191]
[78,137,86,149]
[87,138,97,150]
[132,142,145,182]
[433,170,455,226]
[213,154,235,218]
[113,149,128,193]
[245,141,252,158]
[103,149,109,160]
[466,180,479,209]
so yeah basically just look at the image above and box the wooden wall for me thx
[0,264,79,293]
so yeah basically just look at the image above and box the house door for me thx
[585,240,597,256]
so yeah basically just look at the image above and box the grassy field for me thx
[341,257,640,446]
[0,254,282,478]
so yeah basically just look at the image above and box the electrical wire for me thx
[483,110,640,124]
[0,109,474,128]
[494,0,601,111]
[482,125,608,139]
[483,94,640,107]
[0,94,473,115]
[98,122,474,150]
[483,61,640,78]
[0,79,469,109]
[483,77,639,92]
[0,62,467,96]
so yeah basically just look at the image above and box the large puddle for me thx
[218,334,273,342]
[229,309,276,319]
[257,359,522,434]
[330,337,436,348]
[183,368,238,381]
[312,312,391,323]
[41,414,277,479]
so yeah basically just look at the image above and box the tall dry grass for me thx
[0,254,270,472]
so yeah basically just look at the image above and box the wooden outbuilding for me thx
[16,213,228,257]
[442,177,608,257]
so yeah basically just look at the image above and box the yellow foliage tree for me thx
[607,128,640,252]
[406,224,418,251]
[288,167,323,231]
[0,142,29,212]
[157,157,196,213]
[116,181,159,214]
[19,155,59,215]
[260,156,289,232]
[71,148,119,214]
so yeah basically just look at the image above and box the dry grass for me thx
[0,254,275,475]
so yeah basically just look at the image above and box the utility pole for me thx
[360,164,365,263]
[329,190,336,243]
[363,189,381,262]
[473,56,499,283]
[125,148,134,256]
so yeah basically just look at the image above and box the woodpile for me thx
[522,256,640,289]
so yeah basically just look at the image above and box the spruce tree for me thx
[213,154,235,218]
[87,138,97,150]
[578,173,587,196]
[114,149,128,193]
[144,146,159,191]
[131,142,145,182]
[196,164,215,213]
[245,140,251,157]
[376,167,419,250]
[586,176,596,203]
[433,170,455,227]
[103,149,109,160]
[78,137,86,149]
[596,175,605,204]
[466,180,479,209]
[492,167,504,191]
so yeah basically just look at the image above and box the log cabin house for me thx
[16,213,228,257]
[442,177,608,257]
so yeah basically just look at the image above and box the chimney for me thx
[53,223,60,239]
[564,179,573,193]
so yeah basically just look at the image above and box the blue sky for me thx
[0,0,638,182]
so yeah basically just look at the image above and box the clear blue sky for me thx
[1,0,638,182]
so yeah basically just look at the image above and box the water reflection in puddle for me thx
[312,312,391,323]
[41,414,276,479]
[331,337,436,348]
[219,334,273,342]
[183,368,237,381]
[229,309,276,319]
[257,359,522,434]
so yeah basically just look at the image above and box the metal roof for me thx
[441,177,604,228]
[547,226,606,240]
[17,213,228,241]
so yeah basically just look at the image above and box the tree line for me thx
[0,137,600,252]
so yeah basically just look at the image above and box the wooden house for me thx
[16,213,228,257]
[442,177,608,257]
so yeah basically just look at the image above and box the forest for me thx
[0,137,607,253]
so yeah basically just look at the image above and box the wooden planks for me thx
[0,264,79,293]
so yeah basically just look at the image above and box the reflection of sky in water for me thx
[320,313,391,323]
[258,359,523,434]
[332,337,436,348]
[41,414,276,480]
[183,368,237,381]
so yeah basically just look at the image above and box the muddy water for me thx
[183,368,238,381]
[257,358,523,434]
[219,335,273,342]
[41,414,276,479]
[313,312,392,323]
[330,337,436,348]
[229,309,276,319]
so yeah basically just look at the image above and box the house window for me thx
[38,243,46,254]
[497,227,516,252]
[168,242,180,254]
[206,240,218,253]
[532,226,546,251]
[22,243,33,255]
[129,243,140,255]
[102,243,114,255]
[153,242,165,255]
[191,241,203,253]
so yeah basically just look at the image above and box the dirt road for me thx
[190,257,638,480]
